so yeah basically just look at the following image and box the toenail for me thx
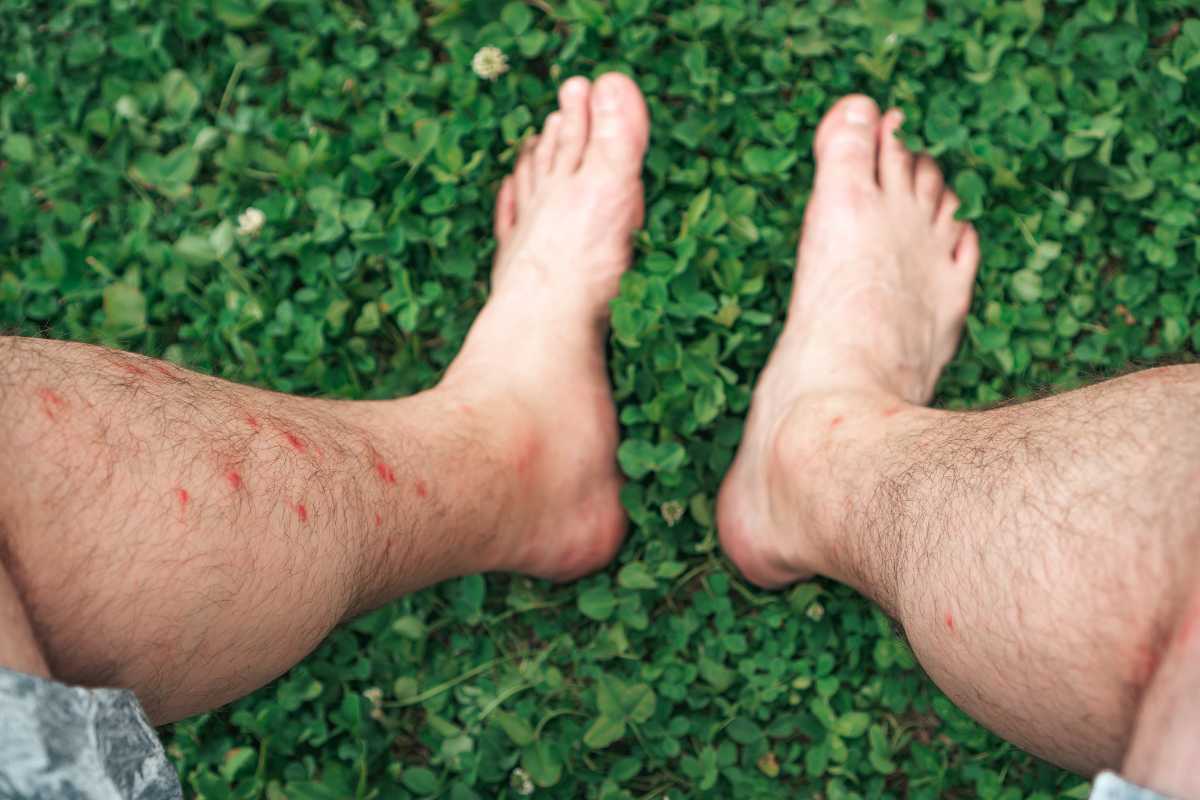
[846,108,872,125]
[563,76,588,97]
[843,99,876,125]
[595,79,621,111]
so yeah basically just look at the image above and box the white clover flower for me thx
[115,96,140,120]
[472,46,509,81]
[362,687,383,706]
[237,207,266,237]
[661,500,685,527]
[14,72,29,91]
[510,767,534,796]
[805,602,825,622]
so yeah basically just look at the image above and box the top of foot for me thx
[441,73,650,583]
[778,94,979,409]
[489,72,650,322]
[718,94,981,589]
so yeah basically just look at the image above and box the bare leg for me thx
[718,95,1200,775]
[0,73,649,724]
[1122,589,1200,797]
[0,562,48,679]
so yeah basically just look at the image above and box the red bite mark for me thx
[36,388,67,421]
[374,512,383,528]
[283,432,306,453]
[153,363,175,379]
[1175,606,1200,651]
[177,488,190,509]
[513,436,540,477]
[944,612,955,632]
[830,416,844,428]
[1131,644,1162,689]
[295,503,309,523]
[414,480,429,498]
[376,462,397,485]
[244,415,261,432]
[120,363,148,377]
[226,471,243,491]
[882,406,902,418]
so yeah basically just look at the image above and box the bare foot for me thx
[718,95,980,589]
[440,73,650,582]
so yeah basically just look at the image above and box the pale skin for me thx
[0,79,1195,795]
[0,73,647,724]
[717,95,1200,794]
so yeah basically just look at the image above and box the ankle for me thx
[416,378,618,581]
[767,390,927,610]
[376,386,529,575]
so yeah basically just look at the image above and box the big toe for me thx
[813,95,882,189]
[582,72,650,178]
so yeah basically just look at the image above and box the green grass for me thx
[3,0,1199,797]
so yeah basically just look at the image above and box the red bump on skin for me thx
[830,416,844,428]
[153,363,175,379]
[375,462,397,485]
[374,512,382,528]
[414,480,429,498]
[514,436,540,477]
[945,612,955,632]
[177,488,190,509]
[226,471,243,491]
[36,388,67,421]
[1175,606,1200,651]
[296,503,308,523]
[283,432,306,453]
[882,406,902,418]
[245,415,261,431]
[1131,644,1162,689]
[120,363,148,377]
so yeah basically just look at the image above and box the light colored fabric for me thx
[1090,771,1179,800]
[0,666,181,799]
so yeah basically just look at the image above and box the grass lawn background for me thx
[3,0,1199,797]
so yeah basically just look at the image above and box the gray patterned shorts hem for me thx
[1090,771,1181,800]
[0,666,181,800]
